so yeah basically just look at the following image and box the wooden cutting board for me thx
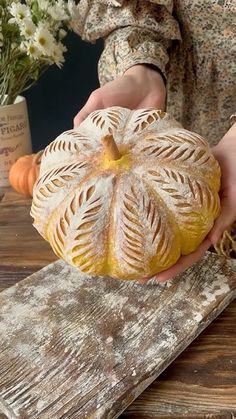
[0,253,236,419]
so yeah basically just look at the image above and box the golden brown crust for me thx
[31,107,221,280]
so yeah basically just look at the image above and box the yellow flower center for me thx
[38,37,46,46]
[29,45,36,54]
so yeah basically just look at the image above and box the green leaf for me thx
[31,67,40,81]
[15,55,31,71]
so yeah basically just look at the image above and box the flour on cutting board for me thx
[201,274,231,306]
[193,313,203,322]
[0,254,235,419]
[103,293,129,309]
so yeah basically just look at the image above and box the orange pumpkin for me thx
[9,151,43,197]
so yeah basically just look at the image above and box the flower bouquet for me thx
[0,0,77,187]
[0,0,76,106]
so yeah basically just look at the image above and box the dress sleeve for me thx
[72,0,181,85]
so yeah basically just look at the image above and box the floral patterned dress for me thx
[73,0,236,256]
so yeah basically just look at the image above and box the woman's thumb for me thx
[73,91,102,128]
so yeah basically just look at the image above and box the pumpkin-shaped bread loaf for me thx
[31,107,220,280]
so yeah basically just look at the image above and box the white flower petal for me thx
[48,3,68,21]
[8,2,31,23]
[51,42,67,67]
[34,25,55,55]
[37,0,50,11]
[20,18,36,39]
[27,43,42,59]
[58,28,67,40]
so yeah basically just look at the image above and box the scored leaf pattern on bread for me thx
[31,107,220,279]
[46,175,114,274]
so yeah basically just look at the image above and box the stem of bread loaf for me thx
[102,134,121,161]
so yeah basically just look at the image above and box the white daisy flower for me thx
[34,24,55,55]
[19,40,26,51]
[8,3,31,24]
[52,42,67,68]
[20,18,36,39]
[20,40,42,59]
[67,0,78,18]
[58,28,67,40]
[67,0,80,30]
[47,1,69,21]
[37,0,50,11]
[11,42,19,51]
[26,43,42,59]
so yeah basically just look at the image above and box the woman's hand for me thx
[140,122,236,284]
[73,64,166,127]
[209,123,236,244]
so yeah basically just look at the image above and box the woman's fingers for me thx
[210,141,236,244]
[73,65,167,127]
[73,107,90,127]
[155,238,211,282]
[73,90,103,127]
[209,193,236,244]
[138,237,211,285]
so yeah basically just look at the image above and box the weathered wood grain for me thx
[0,266,39,292]
[1,279,236,418]
[120,414,235,419]
[1,189,236,418]
[0,189,29,204]
[121,301,236,418]
[0,191,56,271]
[0,253,235,419]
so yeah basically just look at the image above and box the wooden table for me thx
[0,188,236,419]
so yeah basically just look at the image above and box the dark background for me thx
[24,32,103,152]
